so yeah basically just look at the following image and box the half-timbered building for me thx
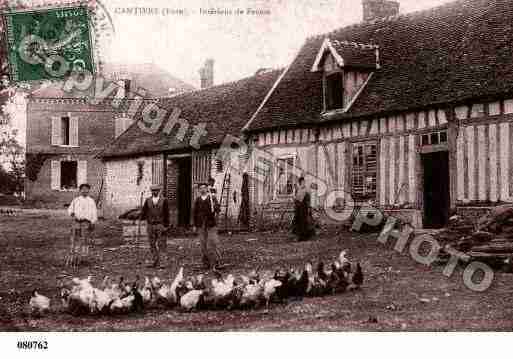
[244,0,513,228]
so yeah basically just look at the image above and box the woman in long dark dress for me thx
[292,177,315,241]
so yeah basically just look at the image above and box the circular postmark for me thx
[86,0,115,73]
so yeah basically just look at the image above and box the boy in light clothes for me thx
[67,183,98,266]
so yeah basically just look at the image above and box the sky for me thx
[104,0,454,86]
[2,0,454,149]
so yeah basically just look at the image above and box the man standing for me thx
[193,182,221,270]
[140,184,170,268]
[67,183,98,267]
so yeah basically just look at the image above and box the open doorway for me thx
[176,157,192,227]
[422,151,450,228]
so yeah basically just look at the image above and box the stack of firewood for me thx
[436,214,475,247]
[436,206,513,269]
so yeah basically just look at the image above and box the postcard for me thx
[1,0,512,356]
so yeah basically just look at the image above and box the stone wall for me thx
[103,155,157,219]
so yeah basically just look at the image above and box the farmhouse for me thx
[101,0,513,230]
[24,63,195,207]
[99,68,282,228]
[245,0,513,229]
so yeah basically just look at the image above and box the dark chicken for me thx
[351,262,364,288]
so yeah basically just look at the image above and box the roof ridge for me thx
[329,38,379,50]
[158,68,285,102]
[307,0,475,43]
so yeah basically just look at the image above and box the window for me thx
[325,73,344,111]
[352,142,377,200]
[439,131,447,143]
[421,130,448,147]
[60,161,77,190]
[276,156,295,196]
[51,160,86,191]
[61,116,70,146]
[216,159,224,173]
[51,116,78,146]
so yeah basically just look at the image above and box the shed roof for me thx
[99,69,282,158]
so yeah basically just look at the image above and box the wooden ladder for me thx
[219,171,231,232]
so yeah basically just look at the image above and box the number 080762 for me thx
[17,341,48,350]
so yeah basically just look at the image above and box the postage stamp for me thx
[2,5,95,82]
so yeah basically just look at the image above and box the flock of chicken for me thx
[0,208,19,216]
[29,250,363,316]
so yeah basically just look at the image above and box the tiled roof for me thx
[99,69,282,158]
[330,39,378,69]
[30,62,195,99]
[247,0,513,131]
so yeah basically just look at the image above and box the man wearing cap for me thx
[193,182,221,269]
[67,183,98,266]
[140,184,170,268]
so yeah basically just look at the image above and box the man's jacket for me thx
[193,195,220,228]
[141,196,170,227]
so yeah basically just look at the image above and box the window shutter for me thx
[77,160,88,187]
[70,117,79,146]
[51,160,61,190]
[351,142,377,200]
[192,151,211,185]
[51,117,61,145]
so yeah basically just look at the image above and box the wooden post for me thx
[163,153,168,197]
[447,106,458,210]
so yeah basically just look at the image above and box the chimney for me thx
[362,0,399,22]
[199,58,214,89]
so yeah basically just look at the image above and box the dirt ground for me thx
[1,210,513,331]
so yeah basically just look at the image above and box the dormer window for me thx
[326,72,344,110]
[123,79,131,94]
[312,38,379,113]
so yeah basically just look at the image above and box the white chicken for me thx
[138,277,153,305]
[69,276,95,313]
[29,290,50,316]
[338,250,349,266]
[180,290,204,311]
[211,274,235,298]
[155,267,184,306]
[208,273,236,307]
[109,294,135,314]
[91,288,112,313]
[240,282,264,308]
[262,279,282,309]
[337,250,352,274]
[305,262,315,294]
[151,276,162,289]
[171,267,184,293]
